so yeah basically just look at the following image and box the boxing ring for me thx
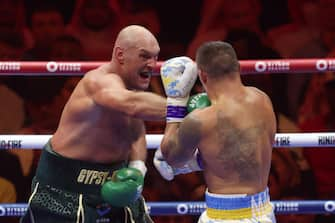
[0,59,335,218]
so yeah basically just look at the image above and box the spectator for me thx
[23,3,66,60]
[0,0,32,49]
[299,76,335,201]
[0,177,16,202]
[18,3,67,108]
[0,32,25,60]
[224,29,289,116]
[0,33,26,128]
[0,150,25,202]
[277,112,317,198]
[187,0,264,58]
[268,0,335,121]
[67,0,125,60]
[271,149,302,196]
[120,0,160,36]
[10,3,69,118]
[268,0,323,58]
[268,163,282,200]
[49,34,85,61]
[21,77,80,134]
[0,77,25,133]
[153,0,201,59]
[259,0,290,32]
[0,31,29,217]
[298,71,335,220]
[0,177,18,223]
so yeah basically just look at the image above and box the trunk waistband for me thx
[205,188,272,219]
[35,140,127,195]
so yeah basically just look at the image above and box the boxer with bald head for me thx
[159,41,277,222]
[21,25,165,223]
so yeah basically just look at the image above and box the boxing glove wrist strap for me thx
[166,97,189,123]
[128,160,147,177]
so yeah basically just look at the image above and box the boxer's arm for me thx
[128,122,147,177]
[160,112,201,167]
[154,93,209,180]
[108,90,166,120]
[101,124,147,207]
[86,72,166,121]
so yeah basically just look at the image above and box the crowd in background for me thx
[0,0,335,222]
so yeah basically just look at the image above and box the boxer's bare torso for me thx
[52,64,145,163]
[196,86,276,194]
[51,25,165,164]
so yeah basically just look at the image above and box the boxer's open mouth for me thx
[139,71,152,79]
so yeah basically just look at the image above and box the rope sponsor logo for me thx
[177,204,188,214]
[0,207,4,216]
[274,201,299,213]
[46,61,81,73]
[318,136,335,145]
[0,140,22,149]
[188,203,206,214]
[316,60,335,71]
[274,136,290,146]
[255,61,290,72]
[176,203,206,215]
[324,201,335,212]
[0,62,20,71]
[77,169,111,185]
[0,206,27,217]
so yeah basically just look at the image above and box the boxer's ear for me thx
[115,47,125,64]
[198,69,207,85]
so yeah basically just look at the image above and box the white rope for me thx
[274,132,335,147]
[0,133,334,150]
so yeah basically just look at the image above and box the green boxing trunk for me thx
[21,141,153,223]
[187,93,211,113]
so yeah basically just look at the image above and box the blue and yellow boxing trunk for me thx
[199,188,276,222]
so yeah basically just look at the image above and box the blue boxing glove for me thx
[161,56,198,122]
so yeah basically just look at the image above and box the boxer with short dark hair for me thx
[21,25,166,223]
[159,41,277,222]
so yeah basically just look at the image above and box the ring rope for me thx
[0,133,334,150]
[0,58,334,75]
[1,200,334,217]
[1,58,333,219]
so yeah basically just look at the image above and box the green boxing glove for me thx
[187,92,211,113]
[101,167,144,207]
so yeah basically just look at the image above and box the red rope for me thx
[0,59,334,76]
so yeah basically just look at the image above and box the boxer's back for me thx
[197,86,276,194]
